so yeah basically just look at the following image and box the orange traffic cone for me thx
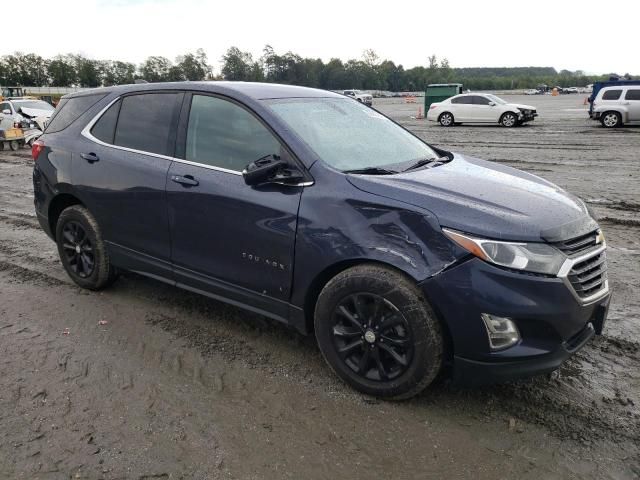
[416,106,424,119]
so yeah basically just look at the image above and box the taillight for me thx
[31,140,44,161]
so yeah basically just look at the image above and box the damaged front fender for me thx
[290,174,467,311]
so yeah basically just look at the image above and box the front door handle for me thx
[80,152,99,163]
[171,174,199,187]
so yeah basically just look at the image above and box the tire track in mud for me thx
[0,150,33,166]
[0,260,67,287]
[0,213,40,230]
[141,277,640,449]
[467,336,640,445]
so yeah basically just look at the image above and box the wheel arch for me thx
[302,259,409,332]
[48,193,86,241]
[600,109,625,124]
[499,110,519,121]
[303,258,455,367]
[301,258,452,346]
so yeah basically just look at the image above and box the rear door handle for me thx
[171,174,199,187]
[80,152,99,163]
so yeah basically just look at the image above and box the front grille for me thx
[555,230,598,256]
[568,250,607,299]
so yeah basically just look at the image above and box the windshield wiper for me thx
[343,167,398,175]
[401,156,450,172]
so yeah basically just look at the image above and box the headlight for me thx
[443,228,566,275]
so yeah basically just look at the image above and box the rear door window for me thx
[185,94,281,172]
[113,93,183,156]
[625,89,640,100]
[602,89,622,100]
[45,93,107,133]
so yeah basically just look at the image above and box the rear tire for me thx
[500,112,518,127]
[314,264,443,400]
[9,140,19,151]
[55,205,118,290]
[438,112,454,127]
[600,111,622,128]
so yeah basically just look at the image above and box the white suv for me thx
[592,86,640,128]
[427,93,537,127]
[342,90,373,106]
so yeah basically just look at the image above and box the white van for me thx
[592,86,640,127]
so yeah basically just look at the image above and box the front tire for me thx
[55,205,118,290]
[438,112,454,127]
[601,111,622,128]
[500,112,518,127]
[315,265,443,400]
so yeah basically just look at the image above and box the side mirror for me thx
[242,154,304,186]
[2,109,10,115]
[488,102,496,106]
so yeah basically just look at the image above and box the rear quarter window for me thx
[90,100,122,144]
[45,93,107,133]
[601,89,622,100]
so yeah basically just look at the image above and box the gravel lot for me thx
[0,94,638,479]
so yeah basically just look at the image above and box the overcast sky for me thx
[5,0,638,75]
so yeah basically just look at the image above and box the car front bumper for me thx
[519,112,538,122]
[419,257,611,386]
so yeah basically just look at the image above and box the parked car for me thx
[588,80,640,118]
[342,89,373,106]
[0,98,54,131]
[564,87,579,94]
[33,82,610,399]
[523,89,539,95]
[427,93,538,127]
[591,85,640,127]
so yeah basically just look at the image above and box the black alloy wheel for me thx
[315,264,443,399]
[331,293,413,382]
[61,220,95,278]
[55,204,118,290]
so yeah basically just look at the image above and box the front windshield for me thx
[485,94,507,105]
[266,98,437,171]
[15,101,54,111]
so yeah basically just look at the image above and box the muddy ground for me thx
[0,94,638,479]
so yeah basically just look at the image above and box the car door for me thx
[449,96,473,121]
[624,88,640,121]
[76,91,183,277]
[471,95,496,122]
[167,93,304,320]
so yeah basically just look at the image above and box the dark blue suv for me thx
[32,82,611,399]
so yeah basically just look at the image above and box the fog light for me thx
[481,314,520,351]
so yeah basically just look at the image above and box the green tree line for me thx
[0,49,211,87]
[0,46,632,91]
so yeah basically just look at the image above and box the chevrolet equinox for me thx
[32,82,611,399]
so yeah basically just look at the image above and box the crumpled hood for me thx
[509,103,536,110]
[347,153,597,242]
[18,107,53,118]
